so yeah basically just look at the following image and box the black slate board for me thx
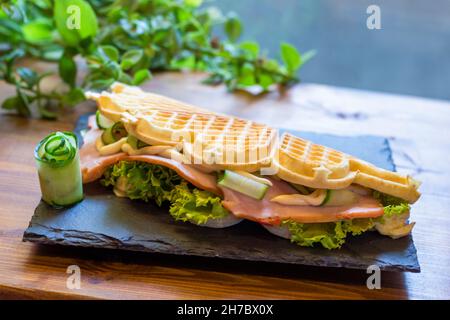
[23,114,420,273]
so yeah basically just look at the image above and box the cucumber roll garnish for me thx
[34,132,83,208]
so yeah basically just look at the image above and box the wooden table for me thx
[1,72,449,299]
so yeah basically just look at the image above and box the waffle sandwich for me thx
[80,83,421,249]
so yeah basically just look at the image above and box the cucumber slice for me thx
[320,190,332,206]
[127,135,149,149]
[321,189,359,206]
[111,122,127,141]
[290,183,312,195]
[102,122,128,145]
[101,126,116,145]
[218,170,269,200]
[96,110,114,129]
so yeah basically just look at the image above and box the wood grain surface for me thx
[0,72,449,299]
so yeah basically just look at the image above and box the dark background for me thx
[212,0,449,100]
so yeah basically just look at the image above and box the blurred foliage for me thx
[0,0,313,118]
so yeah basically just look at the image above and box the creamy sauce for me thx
[95,131,175,158]
[121,143,172,156]
[375,212,414,239]
[96,136,127,156]
[113,176,128,197]
[270,189,327,206]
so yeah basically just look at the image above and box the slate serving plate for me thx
[23,114,420,273]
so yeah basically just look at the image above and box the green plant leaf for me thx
[239,41,259,59]
[121,49,144,70]
[1,96,19,110]
[0,17,22,36]
[184,0,203,7]
[87,78,115,90]
[202,73,224,86]
[0,0,314,119]
[118,72,133,84]
[259,73,275,90]
[300,49,317,66]
[17,67,38,88]
[58,51,77,87]
[171,54,196,70]
[22,19,53,44]
[62,87,85,106]
[132,69,152,85]
[100,45,119,62]
[39,106,58,120]
[33,0,52,10]
[16,89,31,117]
[262,59,281,72]
[41,46,64,61]
[224,12,242,42]
[238,62,255,86]
[54,0,98,46]
[280,42,302,74]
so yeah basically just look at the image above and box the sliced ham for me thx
[220,178,384,225]
[79,116,221,195]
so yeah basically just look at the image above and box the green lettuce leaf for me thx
[373,191,412,235]
[101,161,181,205]
[283,218,375,250]
[283,191,411,249]
[373,190,410,221]
[101,161,229,224]
[169,182,229,225]
[283,221,347,250]
[343,218,376,236]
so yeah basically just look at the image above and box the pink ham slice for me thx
[220,178,384,225]
[79,116,221,195]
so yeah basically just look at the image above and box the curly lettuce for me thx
[101,161,181,205]
[283,191,412,250]
[373,190,410,221]
[101,161,230,224]
[283,218,375,250]
[372,191,413,238]
[169,183,229,225]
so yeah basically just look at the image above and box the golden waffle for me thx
[86,83,421,202]
[274,133,421,203]
[85,82,215,123]
[87,83,277,172]
[121,108,278,172]
[181,114,278,172]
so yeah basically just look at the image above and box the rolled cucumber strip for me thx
[218,170,269,200]
[34,132,83,208]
